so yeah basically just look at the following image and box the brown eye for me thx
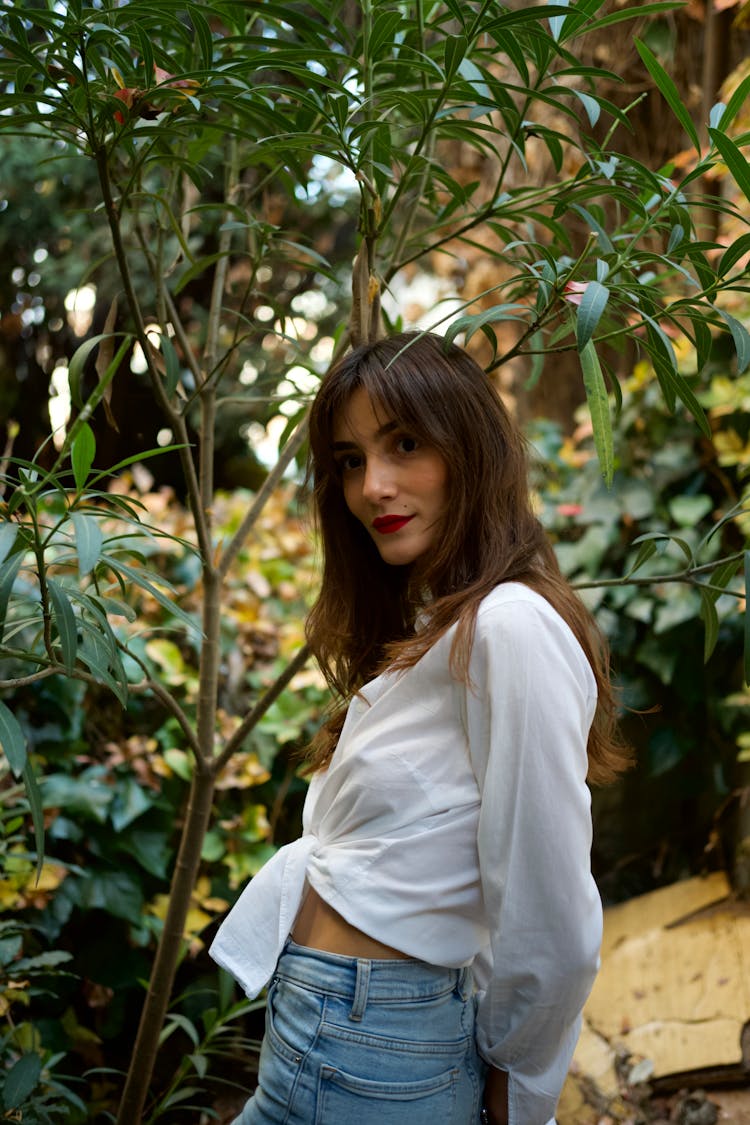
[396,436,419,454]
[337,453,363,473]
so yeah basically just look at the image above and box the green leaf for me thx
[444,304,527,350]
[717,308,750,374]
[47,579,78,673]
[110,777,152,832]
[0,551,23,644]
[67,334,113,410]
[0,699,27,776]
[71,512,103,576]
[22,757,45,878]
[624,538,657,578]
[101,556,200,635]
[0,522,18,565]
[41,772,112,822]
[709,128,750,206]
[717,72,750,131]
[576,280,609,350]
[548,0,570,41]
[689,313,712,373]
[187,3,213,67]
[159,1012,200,1049]
[160,333,182,399]
[3,1052,42,1110]
[745,550,750,686]
[636,38,700,154]
[668,494,712,527]
[444,33,468,80]
[579,340,613,484]
[698,586,720,663]
[569,204,615,253]
[718,232,750,277]
[71,423,96,492]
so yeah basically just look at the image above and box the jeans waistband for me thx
[276,938,473,1019]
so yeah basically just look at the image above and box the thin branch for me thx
[213,643,311,773]
[573,552,746,591]
[122,646,202,760]
[0,666,59,690]
[217,414,309,579]
[92,144,212,564]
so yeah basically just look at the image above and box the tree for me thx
[0,0,748,1119]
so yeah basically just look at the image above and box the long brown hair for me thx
[304,331,630,784]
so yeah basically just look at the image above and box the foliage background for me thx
[0,0,749,1120]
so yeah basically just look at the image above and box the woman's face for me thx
[332,387,449,567]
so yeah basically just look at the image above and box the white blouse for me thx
[210,583,602,1125]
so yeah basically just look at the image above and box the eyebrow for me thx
[331,420,398,450]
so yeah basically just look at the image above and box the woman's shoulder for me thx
[476,581,559,623]
[474,583,593,684]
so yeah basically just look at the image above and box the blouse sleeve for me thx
[463,594,603,1125]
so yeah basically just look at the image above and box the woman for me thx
[210,332,630,1125]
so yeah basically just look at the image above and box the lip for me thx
[372,514,414,534]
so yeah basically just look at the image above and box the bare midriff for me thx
[292,886,409,959]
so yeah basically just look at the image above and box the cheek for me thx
[341,478,361,518]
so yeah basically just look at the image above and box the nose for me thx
[362,455,397,503]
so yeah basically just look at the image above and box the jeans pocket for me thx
[315,1063,459,1125]
[265,976,323,1063]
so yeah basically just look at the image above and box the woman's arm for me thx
[483,1066,509,1125]
[464,592,602,1125]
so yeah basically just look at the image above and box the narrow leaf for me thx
[698,587,719,663]
[579,340,613,484]
[718,232,750,277]
[0,552,24,644]
[571,88,600,127]
[745,550,750,686]
[71,423,96,492]
[717,307,750,373]
[717,72,750,131]
[47,579,78,673]
[625,538,657,577]
[71,512,103,576]
[636,39,700,153]
[23,757,45,878]
[187,3,213,67]
[548,0,570,41]
[101,557,200,634]
[709,128,750,206]
[160,333,182,399]
[68,334,113,410]
[0,699,27,776]
[576,280,610,351]
[0,522,18,565]
[688,313,712,373]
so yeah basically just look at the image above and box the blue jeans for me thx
[233,940,486,1124]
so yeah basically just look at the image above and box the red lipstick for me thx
[372,515,414,534]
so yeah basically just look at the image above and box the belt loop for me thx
[349,959,371,1021]
[456,966,472,1001]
